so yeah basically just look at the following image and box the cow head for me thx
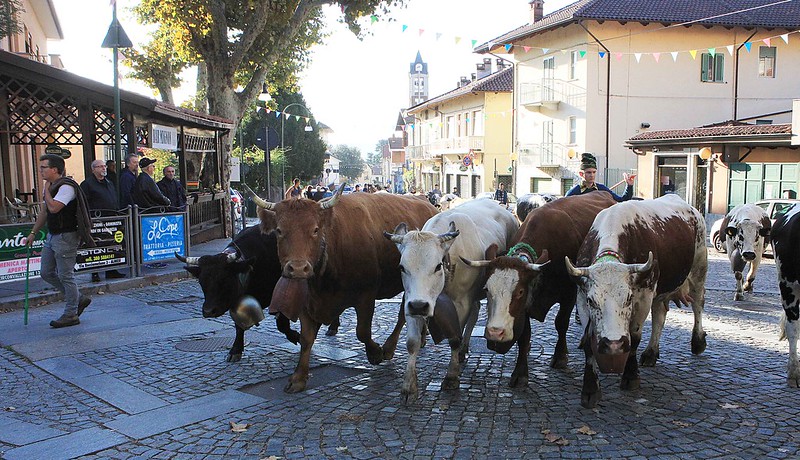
[176,251,256,318]
[725,216,771,262]
[249,184,342,279]
[384,221,459,318]
[565,251,656,372]
[462,247,549,353]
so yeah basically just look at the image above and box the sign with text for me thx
[140,214,185,263]
[149,123,179,150]
[76,217,128,271]
[0,224,44,283]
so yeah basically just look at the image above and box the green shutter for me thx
[714,54,725,82]
[701,54,710,81]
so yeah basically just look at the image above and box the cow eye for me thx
[275,228,283,236]
[515,288,525,298]
[399,265,406,273]
[435,263,443,272]
[313,227,319,235]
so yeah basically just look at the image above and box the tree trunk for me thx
[195,62,208,114]
[156,81,175,105]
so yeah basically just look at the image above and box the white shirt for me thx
[53,184,76,205]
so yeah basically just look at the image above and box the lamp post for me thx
[258,87,272,198]
[280,102,313,191]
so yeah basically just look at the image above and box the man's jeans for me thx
[40,232,80,316]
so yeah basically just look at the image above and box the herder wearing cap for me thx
[565,153,635,202]
[132,157,171,211]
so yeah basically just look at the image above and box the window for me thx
[759,46,776,78]
[701,53,724,82]
[569,51,579,80]
[472,110,483,136]
[530,177,551,193]
[568,116,577,144]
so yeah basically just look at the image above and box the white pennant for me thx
[634,53,642,63]
[671,51,678,62]
[781,33,789,44]
[726,45,734,56]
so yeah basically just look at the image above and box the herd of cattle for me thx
[175,186,800,408]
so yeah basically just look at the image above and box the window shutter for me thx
[714,54,725,82]
[701,54,709,81]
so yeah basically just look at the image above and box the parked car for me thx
[709,198,799,253]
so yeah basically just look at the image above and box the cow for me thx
[719,203,772,301]
[515,192,560,223]
[772,203,800,387]
[461,192,617,387]
[248,185,438,393]
[564,194,708,408]
[384,199,519,402]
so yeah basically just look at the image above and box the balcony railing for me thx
[406,135,484,160]
[518,143,582,171]
[13,52,64,69]
[519,79,586,108]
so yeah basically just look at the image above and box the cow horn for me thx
[438,222,459,242]
[320,182,345,209]
[243,184,276,210]
[564,256,588,277]
[174,252,200,266]
[526,260,550,272]
[631,251,655,273]
[460,256,491,267]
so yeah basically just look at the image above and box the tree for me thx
[367,139,387,166]
[331,145,365,181]
[0,0,24,40]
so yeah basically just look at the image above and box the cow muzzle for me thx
[282,260,314,279]
[202,303,227,318]
[742,251,756,262]
[485,326,511,342]
[591,333,630,374]
[406,300,431,317]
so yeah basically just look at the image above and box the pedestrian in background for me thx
[26,153,95,328]
[132,157,171,211]
[285,178,302,200]
[119,154,139,208]
[105,159,118,187]
[494,182,508,206]
[566,153,635,202]
[157,165,187,211]
[80,159,125,282]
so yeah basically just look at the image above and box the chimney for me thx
[459,76,470,87]
[471,73,477,81]
[496,59,506,71]
[530,0,544,23]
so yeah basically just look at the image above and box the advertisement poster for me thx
[0,225,43,283]
[140,214,185,263]
[76,217,128,271]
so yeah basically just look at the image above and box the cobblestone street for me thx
[1,250,798,459]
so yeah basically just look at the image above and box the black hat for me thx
[139,157,157,168]
[580,153,597,170]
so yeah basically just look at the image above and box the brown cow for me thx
[461,192,617,387]
[249,185,438,393]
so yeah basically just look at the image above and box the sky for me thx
[48,0,573,157]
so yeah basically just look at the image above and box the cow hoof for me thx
[443,376,459,390]
[691,332,707,355]
[620,376,640,391]
[227,353,242,363]
[325,326,338,336]
[402,389,418,404]
[284,379,307,394]
[458,351,469,366]
[581,389,601,409]
[287,331,300,345]
[788,376,800,388]
[367,347,384,365]
[734,293,744,301]
[639,348,659,367]
[550,353,568,369]
[509,373,528,388]
[381,344,397,361]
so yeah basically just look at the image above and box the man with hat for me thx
[566,153,635,202]
[132,157,171,211]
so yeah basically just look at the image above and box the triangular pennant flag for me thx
[275,111,280,117]
[436,33,442,41]
[744,42,752,52]
[402,24,408,32]
[689,50,697,59]
[726,45,734,56]
[294,115,301,121]
[708,48,715,56]
[541,48,549,54]
[763,37,771,47]
[781,33,789,44]
[652,52,660,62]
[671,51,678,62]
[370,15,378,24]
[505,44,512,52]
[614,52,623,61]
[634,53,642,63]
[471,39,477,48]
[418,29,424,37]
[523,46,531,52]
[454,36,461,44]
[579,50,586,58]
[264,108,271,113]
[599,51,606,58]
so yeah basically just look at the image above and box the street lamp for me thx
[258,87,272,197]
[280,102,314,190]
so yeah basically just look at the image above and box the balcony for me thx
[14,52,64,68]
[518,143,582,174]
[519,79,586,110]
[406,135,484,160]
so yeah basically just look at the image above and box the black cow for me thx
[772,204,800,387]
[176,225,339,362]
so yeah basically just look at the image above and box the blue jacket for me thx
[120,169,137,208]
[566,182,633,202]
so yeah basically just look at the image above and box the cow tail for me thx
[779,314,788,341]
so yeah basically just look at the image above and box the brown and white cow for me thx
[565,194,708,408]
[249,185,437,393]
[461,192,617,387]
[719,203,771,300]
[772,204,800,387]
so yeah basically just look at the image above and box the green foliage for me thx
[232,144,285,195]
[139,148,180,182]
[331,145,365,181]
[0,0,24,40]
[367,139,387,166]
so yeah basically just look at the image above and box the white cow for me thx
[719,203,772,300]
[385,199,519,402]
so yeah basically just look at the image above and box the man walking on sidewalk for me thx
[26,153,96,328]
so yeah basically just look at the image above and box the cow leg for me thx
[743,257,761,292]
[228,325,246,362]
[580,323,601,409]
[620,332,642,391]
[285,312,321,393]
[779,277,800,387]
[325,315,341,336]
[731,253,746,301]
[786,317,800,388]
[640,300,667,367]
[551,295,575,369]
[443,334,463,391]
[275,314,300,345]
[688,267,708,355]
[458,299,480,364]
[734,271,745,301]
[402,315,424,403]
[382,301,406,361]
[355,300,383,365]
[509,318,531,388]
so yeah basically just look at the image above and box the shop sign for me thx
[0,224,43,283]
[140,214,185,262]
[76,217,128,270]
[150,123,179,150]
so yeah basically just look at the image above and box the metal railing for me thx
[518,143,582,170]
[406,135,485,159]
[519,79,587,108]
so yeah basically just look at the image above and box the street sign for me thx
[140,214,185,263]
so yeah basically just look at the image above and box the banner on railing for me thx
[139,213,186,263]
[0,224,43,283]
[76,217,129,270]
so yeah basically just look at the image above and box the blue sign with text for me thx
[140,214,185,263]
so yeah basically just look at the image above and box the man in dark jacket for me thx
[132,157,171,211]
[80,159,125,282]
[119,154,138,208]
[157,165,187,211]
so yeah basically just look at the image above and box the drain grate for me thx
[239,364,366,400]
[175,336,249,352]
